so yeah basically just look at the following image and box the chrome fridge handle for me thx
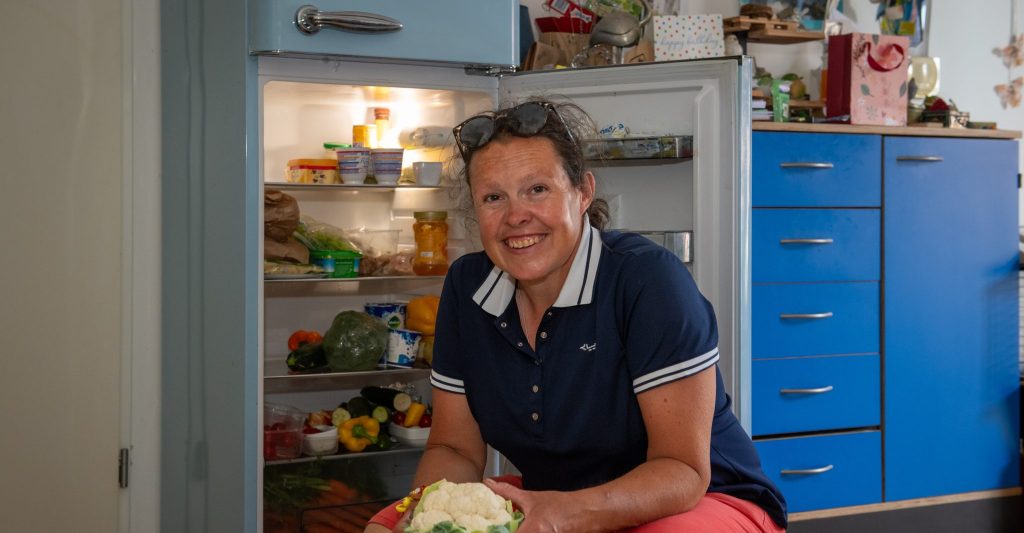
[295,5,403,35]
[781,464,834,475]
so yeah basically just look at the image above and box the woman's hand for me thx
[483,478,578,533]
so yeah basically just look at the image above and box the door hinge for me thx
[118,447,129,488]
[1017,173,1021,189]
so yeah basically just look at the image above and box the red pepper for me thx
[288,330,323,352]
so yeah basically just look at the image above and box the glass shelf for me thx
[264,366,432,393]
[264,182,445,192]
[264,275,444,284]
[265,445,424,466]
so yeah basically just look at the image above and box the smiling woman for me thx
[364,98,787,533]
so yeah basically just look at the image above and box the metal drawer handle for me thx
[779,312,833,320]
[781,464,834,475]
[779,162,834,169]
[779,238,834,245]
[780,385,834,395]
[295,5,403,35]
[895,156,944,162]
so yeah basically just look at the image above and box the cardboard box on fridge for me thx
[653,15,724,61]
[827,33,910,125]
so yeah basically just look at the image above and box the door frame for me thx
[120,0,161,529]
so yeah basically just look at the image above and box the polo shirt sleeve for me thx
[623,249,719,394]
[429,260,467,395]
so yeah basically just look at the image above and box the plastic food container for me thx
[263,403,306,460]
[286,159,340,184]
[309,249,362,278]
[387,328,422,368]
[302,425,339,456]
[389,424,430,447]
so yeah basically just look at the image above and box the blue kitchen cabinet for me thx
[883,136,1020,500]
[752,130,1019,515]
[751,131,883,510]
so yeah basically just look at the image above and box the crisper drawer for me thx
[251,0,519,67]
[752,354,879,436]
[753,132,881,207]
[755,431,881,512]
[753,209,880,282]
[753,282,879,358]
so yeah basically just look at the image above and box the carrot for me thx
[328,479,359,501]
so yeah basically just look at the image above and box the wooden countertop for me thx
[752,121,1021,139]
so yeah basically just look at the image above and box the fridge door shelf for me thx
[266,182,447,192]
[265,366,431,393]
[264,274,445,284]
[582,135,694,166]
[265,445,424,467]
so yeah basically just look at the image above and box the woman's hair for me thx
[456,96,610,230]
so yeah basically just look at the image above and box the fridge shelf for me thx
[265,445,424,467]
[265,275,445,284]
[265,182,445,192]
[265,366,432,393]
[581,135,694,166]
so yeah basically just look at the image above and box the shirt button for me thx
[531,384,539,393]
[539,331,548,339]
[500,321,507,328]
[531,412,540,422]
[517,341,524,348]
[547,311,553,317]
[534,359,541,366]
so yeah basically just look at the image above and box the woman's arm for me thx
[411,388,489,486]
[487,366,716,533]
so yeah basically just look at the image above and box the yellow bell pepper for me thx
[403,402,427,427]
[339,415,380,452]
[406,295,441,336]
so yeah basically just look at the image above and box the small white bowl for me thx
[389,424,430,447]
[302,425,339,456]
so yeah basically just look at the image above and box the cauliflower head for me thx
[406,480,523,533]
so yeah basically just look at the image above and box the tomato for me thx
[392,410,406,425]
[418,413,432,428]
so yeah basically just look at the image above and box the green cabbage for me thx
[322,311,388,372]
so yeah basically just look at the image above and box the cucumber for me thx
[346,396,373,418]
[285,342,327,372]
[360,386,413,412]
[371,405,391,425]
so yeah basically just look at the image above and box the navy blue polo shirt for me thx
[430,224,787,528]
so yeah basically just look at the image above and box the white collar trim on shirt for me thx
[472,220,603,317]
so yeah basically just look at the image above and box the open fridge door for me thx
[498,58,754,429]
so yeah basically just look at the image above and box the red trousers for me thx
[367,476,785,532]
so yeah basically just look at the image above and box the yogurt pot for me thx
[364,302,407,329]
[336,147,371,184]
[387,328,422,368]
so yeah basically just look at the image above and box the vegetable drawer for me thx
[251,0,519,68]
[752,354,879,436]
[753,132,881,207]
[755,431,881,512]
[752,282,879,358]
[753,209,880,282]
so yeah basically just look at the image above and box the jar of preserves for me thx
[412,211,449,276]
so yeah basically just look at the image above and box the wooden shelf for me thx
[752,121,1022,139]
[788,100,825,110]
[724,16,825,44]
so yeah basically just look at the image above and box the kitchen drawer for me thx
[755,431,881,512]
[753,209,880,282]
[753,282,879,358]
[752,354,879,436]
[251,0,519,68]
[753,132,881,207]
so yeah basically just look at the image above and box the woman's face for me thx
[468,135,594,286]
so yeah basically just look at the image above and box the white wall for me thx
[0,1,124,531]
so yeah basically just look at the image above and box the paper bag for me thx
[827,33,910,125]
[264,188,308,264]
[538,32,608,67]
[653,15,724,61]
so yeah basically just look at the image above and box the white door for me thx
[0,1,160,531]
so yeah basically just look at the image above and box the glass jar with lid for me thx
[412,211,449,276]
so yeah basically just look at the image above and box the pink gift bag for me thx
[827,33,910,125]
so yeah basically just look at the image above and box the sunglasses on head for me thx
[452,101,576,160]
